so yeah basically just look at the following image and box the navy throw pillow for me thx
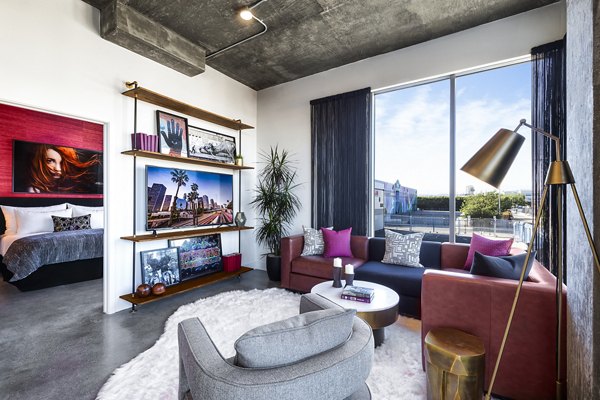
[470,250,536,281]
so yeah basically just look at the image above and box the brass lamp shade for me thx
[460,128,525,188]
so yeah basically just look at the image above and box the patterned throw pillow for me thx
[381,230,424,267]
[301,227,325,256]
[52,214,92,232]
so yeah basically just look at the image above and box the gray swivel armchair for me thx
[178,293,374,400]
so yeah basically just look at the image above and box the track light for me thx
[239,7,253,20]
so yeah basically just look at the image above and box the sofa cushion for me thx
[470,251,536,281]
[292,256,366,279]
[234,308,355,368]
[322,227,353,257]
[464,233,513,269]
[369,238,442,268]
[381,230,424,267]
[355,261,427,298]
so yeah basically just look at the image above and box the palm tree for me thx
[169,169,189,226]
[189,182,199,225]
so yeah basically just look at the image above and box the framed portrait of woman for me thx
[156,110,188,157]
[12,140,103,195]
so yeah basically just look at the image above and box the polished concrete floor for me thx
[0,270,277,400]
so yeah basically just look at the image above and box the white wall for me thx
[0,0,257,314]
[257,2,566,248]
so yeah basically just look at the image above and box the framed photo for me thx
[140,247,181,286]
[187,126,236,164]
[12,140,103,194]
[156,110,188,157]
[169,234,223,281]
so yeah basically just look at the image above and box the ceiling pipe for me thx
[206,0,269,60]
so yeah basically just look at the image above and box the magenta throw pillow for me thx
[321,227,353,258]
[464,233,513,269]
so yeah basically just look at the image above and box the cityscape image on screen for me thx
[146,165,233,230]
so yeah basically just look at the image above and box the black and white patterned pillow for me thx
[52,214,92,232]
[381,230,424,267]
[301,226,327,256]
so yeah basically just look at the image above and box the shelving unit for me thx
[120,267,253,306]
[121,149,254,170]
[120,82,254,311]
[121,225,253,242]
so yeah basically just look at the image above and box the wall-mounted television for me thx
[146,165,233,230]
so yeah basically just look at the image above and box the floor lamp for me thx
[460,119,600,400]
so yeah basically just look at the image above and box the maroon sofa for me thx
[421,244,567,400]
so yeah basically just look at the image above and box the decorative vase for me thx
[152,283,166,296]
[235,155,244,166]
[266,254,281,281]
[235,211,247,227]
[135,283,152,298]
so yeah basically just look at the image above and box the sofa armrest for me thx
[421,267,566,399]
[350,236,369,260]
[281,234,304,289]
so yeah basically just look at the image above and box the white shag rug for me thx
[97,288,426,400]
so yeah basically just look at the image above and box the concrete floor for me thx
[0,270,277,400]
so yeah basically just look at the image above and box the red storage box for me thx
[223,253,241,272]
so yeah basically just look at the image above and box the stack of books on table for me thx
[341,285,375,303]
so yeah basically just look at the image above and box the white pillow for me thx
[1,204,67,235]
[67,203,104,212]
[72,208,104,229]
[16,208,72,235]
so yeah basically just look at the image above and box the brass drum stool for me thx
[424,327,485,400]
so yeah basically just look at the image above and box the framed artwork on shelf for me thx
[187,125,236,164]
[12,140,103,195]
[169,234,223,281]
[140,247,181,286]
[156,110,188,157]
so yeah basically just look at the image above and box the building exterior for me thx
[147,184,166,213]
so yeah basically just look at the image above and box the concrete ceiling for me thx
[84,0,558,90]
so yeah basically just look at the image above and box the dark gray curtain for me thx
[310,88,371,235]
[531,37,567,280]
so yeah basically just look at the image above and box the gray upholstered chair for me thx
[178,293,374,400]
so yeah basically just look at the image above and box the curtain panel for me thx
[531,37,567,280]
[310,88,371,235]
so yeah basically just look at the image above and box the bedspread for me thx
[3,229,103,281]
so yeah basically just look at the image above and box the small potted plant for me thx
[251,146,300,281]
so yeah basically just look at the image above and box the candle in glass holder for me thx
[332,258,343,288]
[344,264,355,286]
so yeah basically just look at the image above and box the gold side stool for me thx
[424,327,485,400]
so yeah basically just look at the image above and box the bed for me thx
[0,197,103,291]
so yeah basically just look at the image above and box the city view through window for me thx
[374,62,533,244]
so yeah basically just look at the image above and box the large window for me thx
[373,61,533,243]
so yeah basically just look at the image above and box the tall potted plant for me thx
[251,146,300,281]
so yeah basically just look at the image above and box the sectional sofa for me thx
[280,233,566,399]
[281,235,462,317]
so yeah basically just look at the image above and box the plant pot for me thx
[266,254,281,282]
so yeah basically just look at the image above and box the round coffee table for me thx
[311,280,399,346]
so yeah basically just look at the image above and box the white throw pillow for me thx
[16,208,72,235]
[72,208,104,229]
[381,230,424,268]
[1,204,67,235]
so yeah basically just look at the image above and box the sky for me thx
[374,61,532,195]
[147,166,233,203]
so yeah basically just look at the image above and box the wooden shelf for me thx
[120,267,253,306]
[121,226,253,242]
[122,149,254,170]
[122,86,254,131]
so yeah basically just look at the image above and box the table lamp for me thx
[460,119,600,400]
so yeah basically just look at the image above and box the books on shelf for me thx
[131,132,158,152]
[341,285,375,303]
